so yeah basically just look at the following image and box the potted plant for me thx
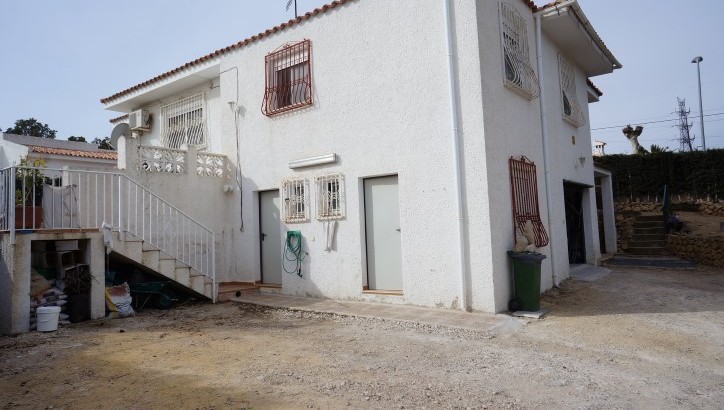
[14,157,46,229]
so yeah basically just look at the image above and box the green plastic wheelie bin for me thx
[507,251,546,311]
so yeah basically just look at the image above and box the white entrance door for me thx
[260,190,282,284]
[364,175,402,290]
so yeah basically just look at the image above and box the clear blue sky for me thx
[1,0,722,154]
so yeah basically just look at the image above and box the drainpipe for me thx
[534,11,559,285]
[443,0,469,311]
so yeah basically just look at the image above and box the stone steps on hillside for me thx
[625,214,668,256]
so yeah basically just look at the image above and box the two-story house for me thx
[2,0,621,334]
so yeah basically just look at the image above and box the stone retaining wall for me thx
[667,235,724,268]
[614,213,637,253]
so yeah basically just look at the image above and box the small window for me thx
[262,40,313,116]
[499,2,539,100]
[558,55,586,127]
[160,93,206,149]
[282,177,308,223]
[316,174,344,220]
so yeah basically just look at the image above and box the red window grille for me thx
[509,156,549,247]
[261,39,313,116]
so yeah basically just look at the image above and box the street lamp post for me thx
[691,56,705,150]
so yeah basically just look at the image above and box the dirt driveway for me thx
[1,266,722,409]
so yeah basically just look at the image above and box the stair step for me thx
[629,240,666,248]
[634,227,665,235]
[634,221,663,229]
[636,215,664,222]
[142,242,159,252]
[632,233,666,240]
[626,246,669,255]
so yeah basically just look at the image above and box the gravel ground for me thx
[1,266,722,409]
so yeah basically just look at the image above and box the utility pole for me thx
[691,56,706,150]
[675,98,694,152]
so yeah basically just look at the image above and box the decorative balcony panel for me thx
[138,146,186,174]
[196,153,229,178]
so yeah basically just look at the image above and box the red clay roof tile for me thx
[29,146,117,160]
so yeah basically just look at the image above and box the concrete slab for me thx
[570,264,612,282]
[512,308,549,319]
[231,292,523,337]
[607,255,697,269]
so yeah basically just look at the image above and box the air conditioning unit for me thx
[128,109,151,132]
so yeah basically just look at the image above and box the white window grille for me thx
[316,174,344,220]
[499,2,540,100]
[160,93,206,149]
[558,55,586,127]
[282,177,308,223]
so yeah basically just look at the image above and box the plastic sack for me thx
[105,282,135,319]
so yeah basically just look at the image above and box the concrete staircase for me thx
[626,214,668,256]
[109,231,214,299]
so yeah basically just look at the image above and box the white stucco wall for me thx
[218,0,474,309]
[539,30,602,280]
[0,136,30,168]
[474,0,550,312]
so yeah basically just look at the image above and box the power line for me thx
[590,112,724,130]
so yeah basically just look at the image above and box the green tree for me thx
[92,137,114,150]
[5,118,57,139]
[650,144,671,154]
[68,136,87,142]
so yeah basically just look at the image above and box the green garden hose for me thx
[283,230,307,277]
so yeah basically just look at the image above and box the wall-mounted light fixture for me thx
[289,153,338,169]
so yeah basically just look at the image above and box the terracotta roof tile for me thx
[587,78,603,97]
[100,0,355,105]
[100,0,566,106]
[29,146,117,160]
[109,114,129,124]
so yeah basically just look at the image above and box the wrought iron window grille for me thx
[509,156,549,247]
[558,55,586,128]
[499,2,540,100]
[160,93,206,149]
[262,40,313,116]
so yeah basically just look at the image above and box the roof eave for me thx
[539,0,621,76]
[102,60,220,113]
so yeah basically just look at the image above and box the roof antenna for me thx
[286,0,298,18]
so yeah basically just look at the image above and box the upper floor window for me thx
[160,93,206,149]
[558,55,586,127]
[499,2,539,100]
[262,40,313,116]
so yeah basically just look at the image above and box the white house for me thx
[99,0,621,313]
[1,0,621,334]
[0,133,117,171]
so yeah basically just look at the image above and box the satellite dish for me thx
[109,123,130,150]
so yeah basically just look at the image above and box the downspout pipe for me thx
[534,11,558,285]
[443,0,469,311]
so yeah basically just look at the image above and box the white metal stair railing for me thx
[0,166,216,300]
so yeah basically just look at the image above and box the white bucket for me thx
[36,306,61,332]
